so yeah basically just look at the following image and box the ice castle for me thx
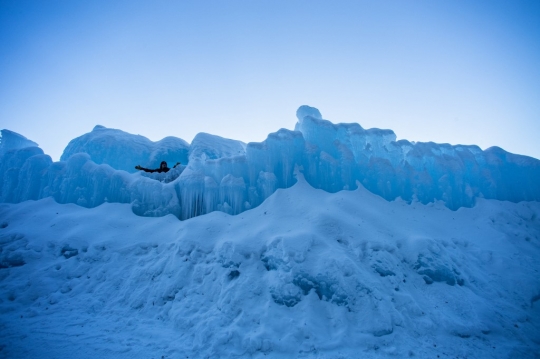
[1,106,539,220]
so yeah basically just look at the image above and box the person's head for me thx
[160,161,168,169]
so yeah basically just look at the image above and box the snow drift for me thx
[1,107,539,358]
[1,176,539,358]
[1,106,539,220]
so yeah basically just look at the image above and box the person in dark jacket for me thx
[135,161,181,173]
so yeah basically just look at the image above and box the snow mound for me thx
[0,178,539,358]
[1,106,539,220]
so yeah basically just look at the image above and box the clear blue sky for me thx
[1,0,539,160]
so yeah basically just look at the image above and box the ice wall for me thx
[61,125,190,173]
[1,106,539,219]
[295,106,540,208]
[0,129,39,155]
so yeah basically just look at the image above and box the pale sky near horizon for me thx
[1,0,539,161]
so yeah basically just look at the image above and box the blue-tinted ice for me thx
[1,106,539,219]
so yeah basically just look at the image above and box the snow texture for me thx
[1,105,539,221]
[1,108,539,358]
[0,177,539,358]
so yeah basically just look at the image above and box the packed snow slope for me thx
[1,106,539,358]
[1,106,539,220]
[1,175,539,358]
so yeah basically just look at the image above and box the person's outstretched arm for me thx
[135,165,157,173]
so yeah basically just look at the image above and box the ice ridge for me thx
[1,106,539,219]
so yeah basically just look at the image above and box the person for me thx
[135,161,181,173]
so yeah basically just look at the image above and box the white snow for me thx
[0,106,539,358]
[0,175,539,358]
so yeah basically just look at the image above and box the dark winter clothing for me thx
[136,166,171,173]
[135,161,180,174]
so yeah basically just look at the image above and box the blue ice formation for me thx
[1,106,539,219]
[61,125,190,173]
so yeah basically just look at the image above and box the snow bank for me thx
[0,177,538,358]
[1,106,539,220]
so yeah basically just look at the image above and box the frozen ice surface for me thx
[189,132,246,161]
[1,108,539,358]
[0,129,39,155]
[1,106,539,219]
[295,106,540,208]
[296,104,323,123]
[60,125,190,173]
